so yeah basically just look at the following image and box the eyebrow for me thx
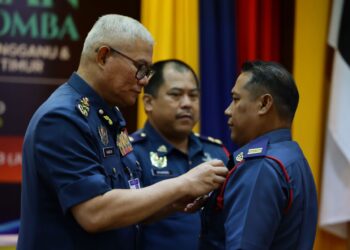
[168,87,199,91]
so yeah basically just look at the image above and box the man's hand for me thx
[180,160,228,198]
[171,195,209,213]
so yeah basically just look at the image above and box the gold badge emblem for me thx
[235,152,244,162]
[150,152,167,168]
[77,97,90,117]
[116,130,133,156]
[98,125,109,145]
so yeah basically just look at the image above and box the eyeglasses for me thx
[97,46,153,80]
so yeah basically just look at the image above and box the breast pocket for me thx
[101,148,129,189]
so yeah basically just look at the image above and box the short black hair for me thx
[144,59,199,97]
[241,61,299,122]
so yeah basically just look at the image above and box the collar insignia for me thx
[235,152,244,162]
[77,97,90,117]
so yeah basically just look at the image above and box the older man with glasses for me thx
[18,14,228,250]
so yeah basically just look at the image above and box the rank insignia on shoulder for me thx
[150,152,167,168]
[244,138,268,160]
[129,131,147,144]
[77,97,90,117]
[247,147,263,155]
[195,133,223,145]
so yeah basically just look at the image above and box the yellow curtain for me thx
[138,0,199,131]
[293,0,347,249]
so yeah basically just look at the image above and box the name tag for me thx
[152,169,172,176]
[128,178,141,189]
[103,147,115,157]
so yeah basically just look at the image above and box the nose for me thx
[137,76,149,87]
[180,94,193,108]
[224,103,232,116]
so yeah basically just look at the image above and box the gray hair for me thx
[82,14,154,55]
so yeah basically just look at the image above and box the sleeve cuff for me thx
[58,174,111,214]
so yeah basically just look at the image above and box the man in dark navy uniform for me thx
[199,61,318,250]
[18,15,228,250]
[130,59,229,250]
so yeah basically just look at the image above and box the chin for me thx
[120,98,137,107]
[175,127,193,136]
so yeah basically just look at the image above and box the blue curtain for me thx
[200,0,238,152]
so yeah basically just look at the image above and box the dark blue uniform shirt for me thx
[130,122,229,250]
[199,129,318,250]
[18,73,141,250]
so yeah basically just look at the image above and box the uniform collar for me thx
[232,129,291,165]
[143,122,202,157]
[68,72,125,128]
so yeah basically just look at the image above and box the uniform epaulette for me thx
[129,131,147,144]
[194,132,223,145]
[243,138,268,160]
[233,138,269,163]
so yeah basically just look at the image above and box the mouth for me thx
[133,89,142,95]
[176,113,193,121]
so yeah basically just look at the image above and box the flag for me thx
[139,0,199,130]
[199,0,237,151]
[319,0,350,239]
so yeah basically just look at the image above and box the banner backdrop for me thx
[0,0,140,245]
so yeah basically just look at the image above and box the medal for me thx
[116,129,133,156]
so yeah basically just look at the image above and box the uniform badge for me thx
[103,115,113,126]
[150,152,167,168]
[202,152,214,162]
[235,152,244,162]
[116,129,133,156]
[128,178,141,189]
[77,97,90,117]
[98,125,109,145]
[247,147,263,155]
[157,145,167,153]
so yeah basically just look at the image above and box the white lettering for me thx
[0,151,22,167]
[1,57,44,73]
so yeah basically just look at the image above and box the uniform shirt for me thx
[130,122,229,250]
[199,129,318,250]
[18,73,141,250]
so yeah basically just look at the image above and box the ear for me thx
[143,94,154,112]
[257,94,273,115]
[96,46,110,67]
